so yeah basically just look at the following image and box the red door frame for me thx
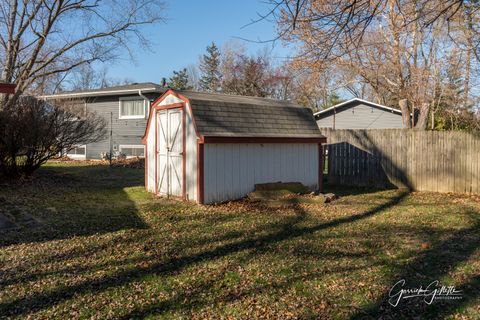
[150,104,186,200]
[143,90,202,203]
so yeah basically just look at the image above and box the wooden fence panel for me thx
[321,129,480,194]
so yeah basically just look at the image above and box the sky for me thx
[107,0,292,84]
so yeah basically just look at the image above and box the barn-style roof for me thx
[178,91,324,138]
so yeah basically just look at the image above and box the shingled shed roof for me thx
[178,91,324,138]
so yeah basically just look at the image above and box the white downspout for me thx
[138,89,150,117]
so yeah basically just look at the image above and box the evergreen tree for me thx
[167,68,192,90]
[199,42,221,92]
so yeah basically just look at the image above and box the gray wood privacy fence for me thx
[321,128,480,194]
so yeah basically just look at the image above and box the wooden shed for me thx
[142,89,326,204]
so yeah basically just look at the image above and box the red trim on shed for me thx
[182,108,187,200]
[142,90,202,143]
[149,104,187,200]
[197,142,204,204]
[0,83,15,94]
[156,102,184,109]
[154,111,158,194]
[201,136,326,144]
[142,103,186,144]
[167,90,202,140]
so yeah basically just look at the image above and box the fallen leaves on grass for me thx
[0,164,479,319]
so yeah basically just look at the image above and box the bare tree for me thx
[0,0,166,107]
[67,64,110,91]
[270,0,473,51]
[186,64,201,91]
[269,0,480,130]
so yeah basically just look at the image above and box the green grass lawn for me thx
[0,162,479,319]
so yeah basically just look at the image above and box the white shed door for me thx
[156,108,183,197]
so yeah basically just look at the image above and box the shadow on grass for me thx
[324,182,402,198]
[0,163,148,247]
[350,210,480,319]
[0,187,409,318]
[322,129,480,318]
[2,163,478,318]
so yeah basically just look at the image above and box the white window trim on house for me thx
[66,144,87,160]
[119,97,147,120]
[119,144,145,158]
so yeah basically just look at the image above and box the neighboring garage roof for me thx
[314,97,402,118]
[178,90,324,138]
[41,82,166,99]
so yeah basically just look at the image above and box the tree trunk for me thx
[415,103,429,130]
[463,8,473,108]
[399,99,411,128]
[431,109,435,130]
[463,46,471,109]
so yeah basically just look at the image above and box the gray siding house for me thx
[315,98,406,129]
[43,83,166,160]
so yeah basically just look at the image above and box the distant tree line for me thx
[165,1,480,132]
[165,41,345,112]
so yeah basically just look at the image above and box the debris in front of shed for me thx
[254,182,311,194]
[247,182,327,207]
[317,193,338,203]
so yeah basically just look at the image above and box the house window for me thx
[119,145,145,158]
[119,98,146,119]
[66,145,86,159]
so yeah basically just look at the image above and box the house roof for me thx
[41,82,166,99]
[177,90,324,139]
[313,98,402,118]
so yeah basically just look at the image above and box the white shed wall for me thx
[184,102,198,202]
[203,143,319,204]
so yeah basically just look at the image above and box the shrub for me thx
[0,96,106,177]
